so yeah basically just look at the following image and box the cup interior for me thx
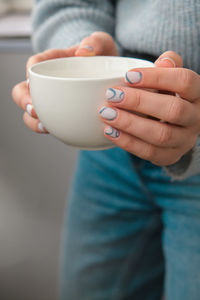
[30,56,154,80]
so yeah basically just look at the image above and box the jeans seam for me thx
[129,154,157,207]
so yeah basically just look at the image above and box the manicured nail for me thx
[38,122,46,133]
[99,106,117,120]
[158,57,176,67]
[26,103,33,117]
[26,78,29,87]
[106,88,124,102]
[81,45,94,51]
[78,45,95,56]
[105,126,120,138]
[125,71,142,84]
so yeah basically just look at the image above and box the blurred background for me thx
[0,1,78,299]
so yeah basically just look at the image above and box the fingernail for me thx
[99,106,117,120]
[26,103,33,117]
[81,45,94,51]
[105,126,120,138]
[77,45,95,56]
[158,57,176,67]
[38,122,46,133]
[106,88,124,102]
[26,78,30,87]
[125,71,142,84]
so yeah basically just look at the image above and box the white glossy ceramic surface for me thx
[29,56,154,150]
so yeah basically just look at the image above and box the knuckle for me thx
[151,159,162,166]
[167,99,184,123]
[165,155,181,166]
[120,134,133,152]
[133,89,142,110]
[143,145,156,160]
[190,134,197,148]
[122,113,133,132]
[11,82,23,102]
[153,155,176,167]
[11,83,18,99]
[12,82,29,109]
[153,71,162,86]
[178,69,196,94]
[157,125,172,145]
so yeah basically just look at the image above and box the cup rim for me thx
[29,56,154,82]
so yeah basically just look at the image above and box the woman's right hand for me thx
[12,32,118,133]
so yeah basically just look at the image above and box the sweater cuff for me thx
[32,20,123,57]
[32,20,110,52]
[162,135,200,181]
[115,39,124,57]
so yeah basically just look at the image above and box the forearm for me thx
[32,0,116,52]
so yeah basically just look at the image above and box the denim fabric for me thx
[60,147,200,300]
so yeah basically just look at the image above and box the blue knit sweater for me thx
[32,0,200,181]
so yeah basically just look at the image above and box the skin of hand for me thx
[99,50,200,167]
[11,32,118,133]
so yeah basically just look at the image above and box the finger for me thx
[99,106,190,148]
[125,67,200,101]
[12,81,38,118]
[154,50,183,68]
[103,126,182,166]
[75,31,118,56]
[23,112,48,134]
[26,45,78,78]
[105,87,197,127]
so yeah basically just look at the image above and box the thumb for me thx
[75,31,118,56]
[154,50,183,68]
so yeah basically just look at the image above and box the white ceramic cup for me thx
[29,56,154,150]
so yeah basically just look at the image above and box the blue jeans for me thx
[60,147,200,300]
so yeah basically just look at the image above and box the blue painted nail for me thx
[125,71,142,84]
[105,126,120,138]
[106,88,124,102]
[99,106,117,120]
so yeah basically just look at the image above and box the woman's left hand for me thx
[99,51,200,166]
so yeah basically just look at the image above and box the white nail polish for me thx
[38,122,45,133]
[106,88,124,102]
[80,45,94,51]
[125,71,142,84]
[99,106,117,120]
[105,126,119,138]
[159,57,176,67]
[26,103,33,117]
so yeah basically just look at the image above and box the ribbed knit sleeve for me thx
[32,0,116,52]
[163,135,200,181]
